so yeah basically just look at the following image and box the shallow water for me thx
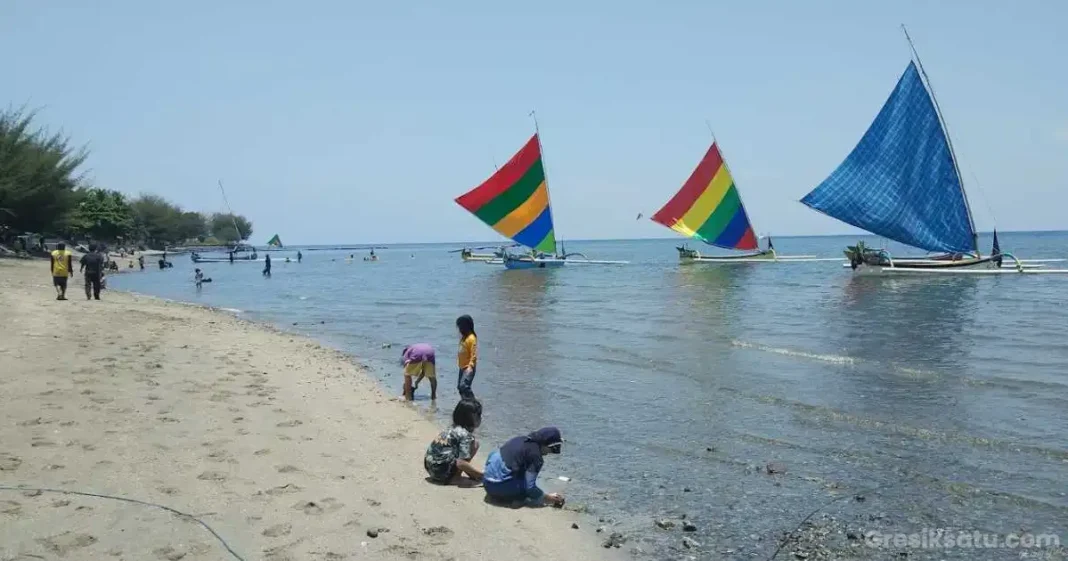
[113,233,1068,559]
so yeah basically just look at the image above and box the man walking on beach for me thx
[80,244,105,301]
[49,243,73,300]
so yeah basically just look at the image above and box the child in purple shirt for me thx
[402,343,436,401]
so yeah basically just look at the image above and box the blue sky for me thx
[4,0,1066,244]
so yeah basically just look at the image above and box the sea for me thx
[111,232,1068,560]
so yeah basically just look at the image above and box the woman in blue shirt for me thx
[482,427,565,507]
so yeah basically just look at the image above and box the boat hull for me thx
[502,256,566,269]
[461,253,496,262]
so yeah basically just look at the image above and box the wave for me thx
[731,340,856,365]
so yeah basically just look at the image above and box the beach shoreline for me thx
[0,259,624,561]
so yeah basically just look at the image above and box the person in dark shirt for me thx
[262,253,272,277]
[79,244,106,300]
[138,254,145,270]
[482,427,565,507]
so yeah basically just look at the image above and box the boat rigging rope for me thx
[0,484,246,561]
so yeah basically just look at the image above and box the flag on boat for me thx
[800,62,977,255]
[455,134,556,254]
[266,234,283,248]
[651,142,758,250]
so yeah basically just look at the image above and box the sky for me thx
[4,0,1067,245]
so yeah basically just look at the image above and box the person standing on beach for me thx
[138,254,144,270]
[79,244,105,301]
[263,253,272,277]
[49,243,73,300]
[297,250,302,263]
[402,343,437,401]
[456,315,478,399]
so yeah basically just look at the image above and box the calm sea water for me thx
[112,233,1068,560]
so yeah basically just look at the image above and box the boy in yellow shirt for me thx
[49,243,73,300]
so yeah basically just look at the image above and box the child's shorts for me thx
[404,360,436,379]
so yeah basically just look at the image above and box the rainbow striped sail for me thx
[455,134,556,254]
[651,142,758,251]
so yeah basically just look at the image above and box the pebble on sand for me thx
[366,529,379,538]
[766,462,787,475]
[602,532,626,549]
[655,519,676,530]
[571,523,579,530]
[682,522,698,532]
[682,537,700,549]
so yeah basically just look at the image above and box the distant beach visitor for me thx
[456,315,477,399]
[263,253,272,277]
[483,427,565,507]
[297,250,302,263]
[424,398,483,484]
[402,343,436,401]
[49,243,73,300]
[79,244,105,301]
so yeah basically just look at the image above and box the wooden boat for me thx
[800,27,1068,276]
[651,136,819,263]
[454,115,627,269]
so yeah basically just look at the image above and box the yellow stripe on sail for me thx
[676,164,734,233]
[493,181,550,238]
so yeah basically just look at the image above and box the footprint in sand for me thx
[1,500,22,515]
[196,471,228,481]
[52,499,72,507]
[158,486,180,496]
[253,449,271,456]
[0,453,22,471]
[36,532,98,556]
[31,437,56,447]
[293,498,343,515]
[236,428,251,436]
[262,523,292,537]
[277,419,303,428]
[262,484,303,496]
[276,465,301,473]
[277,435,293,441]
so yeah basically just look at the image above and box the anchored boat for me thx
[454,122,626,269]
[800,27,1067,276]
[651,136,820,264]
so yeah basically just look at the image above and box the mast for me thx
[217,180,245,244]
[529,109,561,256]
[901,25,979,255]
[705,120,761,252]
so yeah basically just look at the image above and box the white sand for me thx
[0,260,622,561]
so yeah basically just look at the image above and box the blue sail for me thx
[801,62,976,254]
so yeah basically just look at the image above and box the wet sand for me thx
[0,259,621,561]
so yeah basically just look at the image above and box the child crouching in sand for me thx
[402,343,436,401]
[424,398,483,484]
[483,427,565,507]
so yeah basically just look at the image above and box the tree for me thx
[0,108,88,238]
[131,194,183,248]
[68,188,135,242]
[176,211,208,242]
[210,213,252,243]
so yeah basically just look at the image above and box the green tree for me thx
[176,211,208,242]
[68,188,135,242]
[0,108,88,238]
[131,194,182,248]
[210,213,252,243]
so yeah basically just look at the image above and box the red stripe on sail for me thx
[735,227,758,251]
[651,142,724,227]
[456,134,541,212]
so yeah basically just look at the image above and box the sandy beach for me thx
[0,259,622,561]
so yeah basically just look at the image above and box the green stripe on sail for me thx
[473,159,546,225]
[694,185,742,242]
[534,229,556,254]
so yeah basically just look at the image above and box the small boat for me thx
[651,136,817,263]
[191,251,261,263]
[454,119,627,269]
[800,27,1068,276]
[452,245,513,262]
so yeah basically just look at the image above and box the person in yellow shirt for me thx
[456,314,478,399]
[49,243,73,300]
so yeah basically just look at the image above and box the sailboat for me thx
[454,129,626,269]
[651,138,818,263]
[800,28,1067,275]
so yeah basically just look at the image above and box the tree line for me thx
[0,108,252,249]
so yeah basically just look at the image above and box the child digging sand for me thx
[402,343,436,400]
[424,398,483,484]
